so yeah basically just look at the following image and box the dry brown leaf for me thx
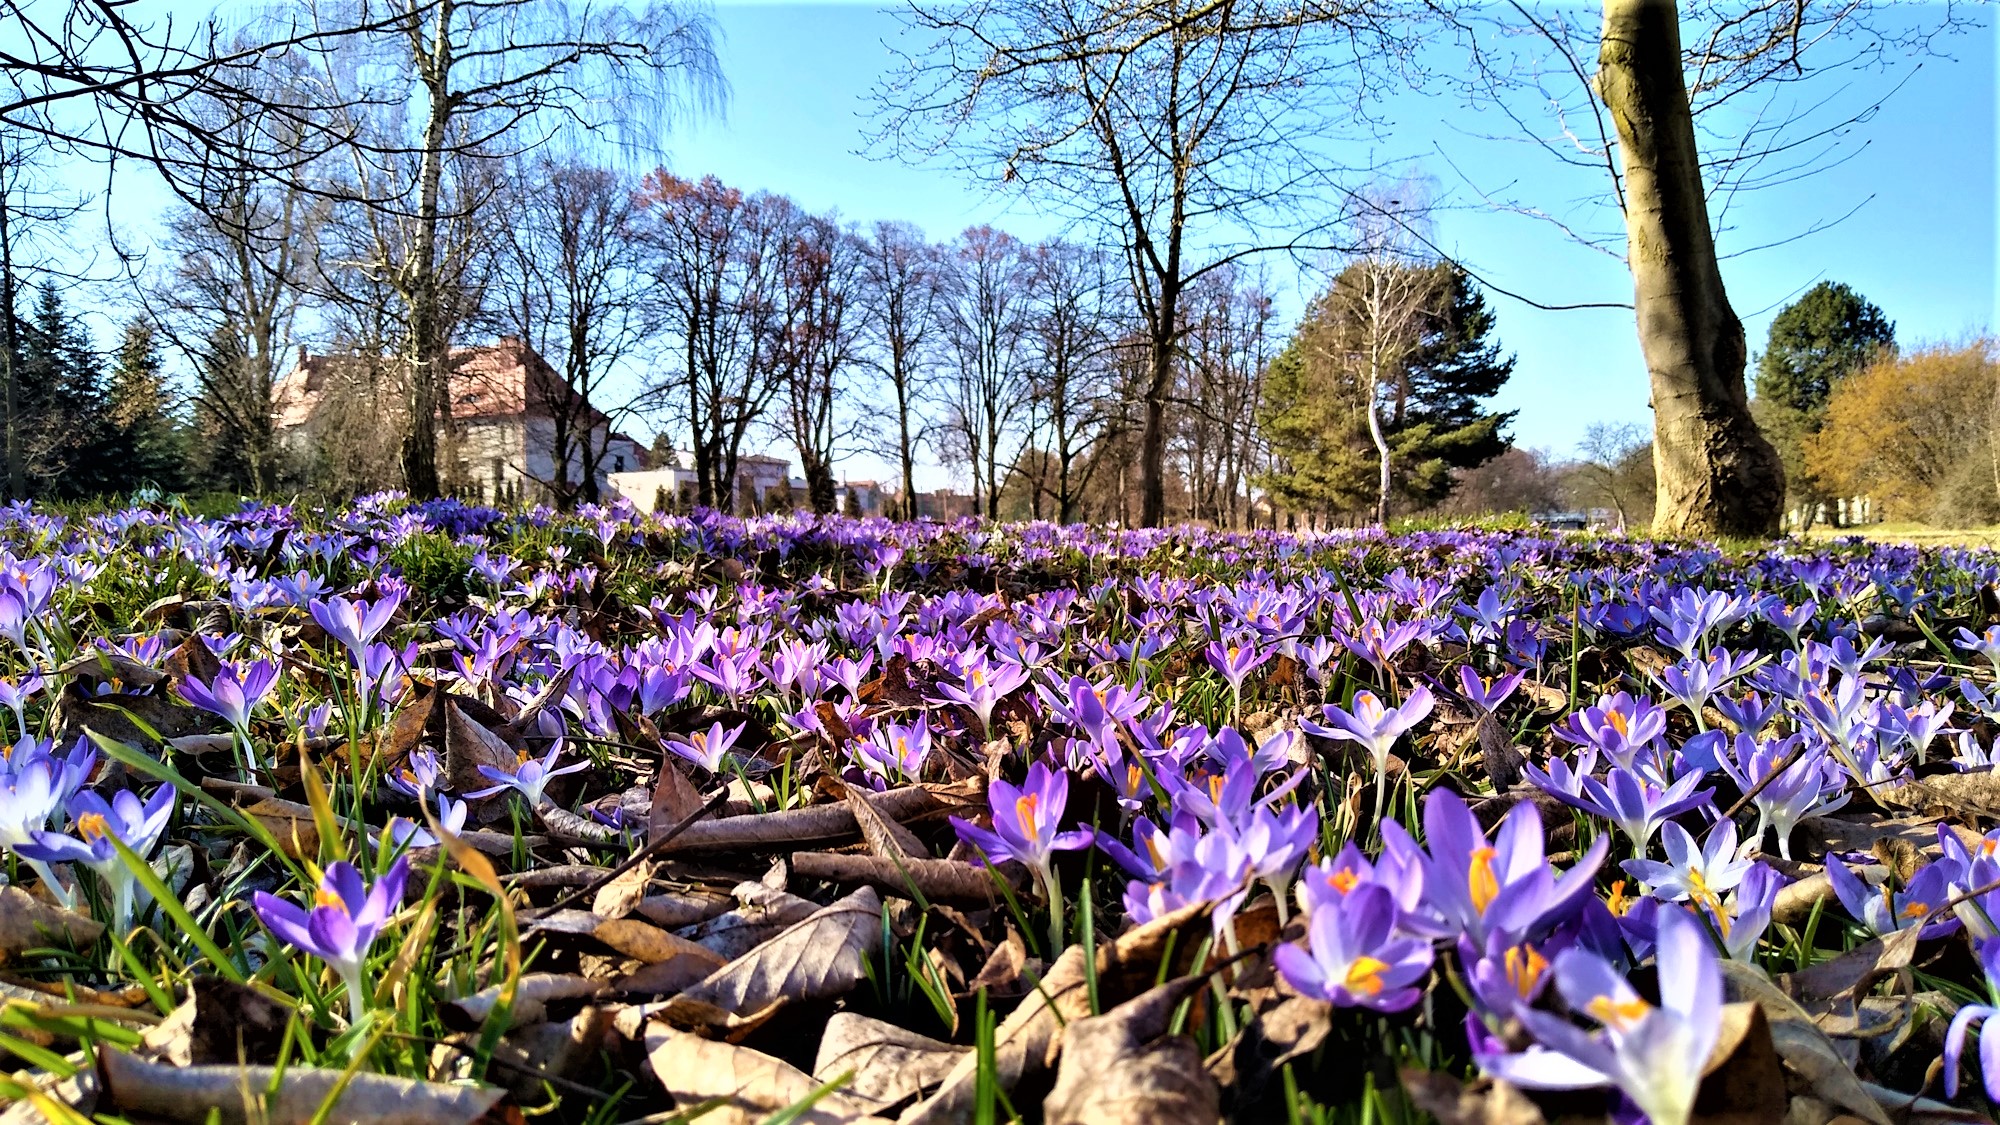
[1720,960,1893,1125]
[484,1006,615,1102]
[1043,975,1221,1125]
[138,978,290,1067]
[659,785,969,856]
[592,860,654,920]
[634,890,735,929]
[1773,870,1836,927]
[902,901,1213,1125]
[659,887,883,1034]
[1399,1069,1546,1125]
[1783,926,1922,1010]
[239,799,320,858]
[1206,995,1331,1103]
[844,788,926,859]
[97,1049,505,1125]
[789,852,1014,906]
[967,930,1026,995]
[814,1013,968,1110]
[442,973,608,1033]
[0,885,103,958]
[650,757,708,838]
[678,882,821,959]
[1690,1002,1789,1124]
[645,1023,890,1125]
[445,699,524,804]
[594,918,728,969]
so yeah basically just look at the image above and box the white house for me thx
[274,338,647,505]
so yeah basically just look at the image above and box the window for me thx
[614,455,626,472]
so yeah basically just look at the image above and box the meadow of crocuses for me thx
[0,495,1996,1123]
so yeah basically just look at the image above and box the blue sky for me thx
[655,1,1995,478]
[76,1,2000,490]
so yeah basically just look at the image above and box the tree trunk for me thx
[1597,0,1783,537]
[1139,334,1172,526]
[402,1,455,501]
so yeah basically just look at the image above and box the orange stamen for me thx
[1343,955,1390,997]
[1468,846,1501,913]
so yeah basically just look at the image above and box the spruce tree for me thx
[1385,264,1517,507]
[15,284,112,498]
[106,318,187,494]
[1752,281,1895,528]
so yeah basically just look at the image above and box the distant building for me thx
[914,489,978,520]
[608,460,893,517]
[274,337,645,505]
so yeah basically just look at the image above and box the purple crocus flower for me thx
[1620,819,1751,903]
[176,660,280,772]
[1956,625,2000,680]
[1944,938,2000,1102]
[1240,802,1317,922]
[668,721,744,773]
[1455,666,1523,714]
[0,674,42,739]
[1410,788,1607,947]
[1708,863,1784,962]
[1826,853,1962,939]
[467,743,588,808]
[16,786,174,932]
[1204,638,1271,717]
[252,856,409,1024]
[1555,692,1667,769]
[1530,756,1712,853]
[933,656,1031,740]
[0,759,69,906]
[1303,684,1434,809]
[950,761,1092,904]
[386,749,442,801]
[1717,733,1846,860]
[388,794,467,850]
[1275,883,1432,1012]
[309,591,404,666]
[1482,906,1723,1125]
[857,715,930,785]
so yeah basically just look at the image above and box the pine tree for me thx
[1756,282,1895,413]
[188,327,257,493]
[106,318,187,494]
[1753,281,1896,528]
[15,284,112,498]
[1259,262,1516,518]
[1385,265,1516,507]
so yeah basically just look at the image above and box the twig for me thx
[537,789,731,915]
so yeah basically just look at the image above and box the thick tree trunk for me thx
[1598,0,1783,537]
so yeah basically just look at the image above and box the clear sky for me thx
[63,1,2000,492]
[650,0,1995,484]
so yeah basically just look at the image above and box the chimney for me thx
[297,345,308,366]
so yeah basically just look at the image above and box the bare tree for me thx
[142,52,330,495]
[857,220,942,520]
[1021,239,1121,524]
[305,0,723,499]
[1176,263,1273,527]
[877,0,1420,526]
[936,226,1032,520]
[1572,420,1656,529]
[637,173,789,514]
[772,211,865,514]
[489,156,650,508]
